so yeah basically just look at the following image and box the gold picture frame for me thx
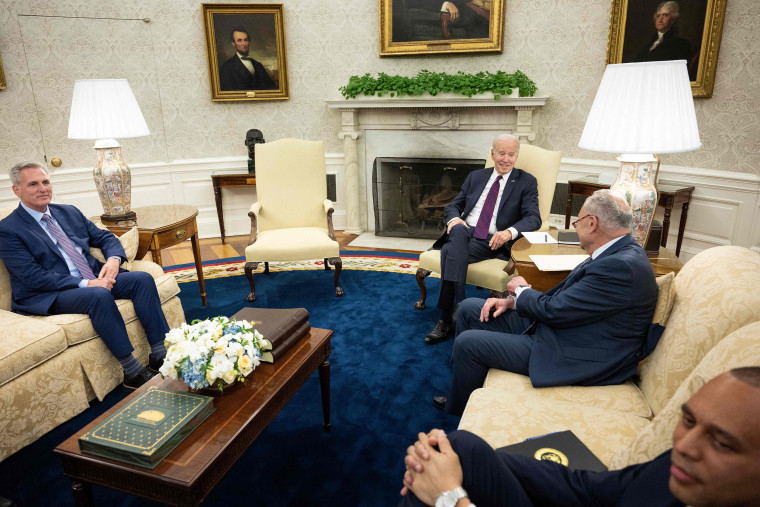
[0,52,6,90]
[379,0,505,56]
[202,3,289,101]
[606,0,726,98]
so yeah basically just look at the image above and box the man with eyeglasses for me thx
[432,189,659,415]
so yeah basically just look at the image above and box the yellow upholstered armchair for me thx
[414,144,562,309]
[244,139,344,302]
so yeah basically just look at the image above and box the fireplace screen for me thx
[373,157,486,239]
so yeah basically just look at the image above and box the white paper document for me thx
[522,232,558,244]
[529,254,590,271]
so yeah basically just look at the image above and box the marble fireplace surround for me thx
[325,95,548,234]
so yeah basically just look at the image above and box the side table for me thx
[565,177,694,257]
[100,204,207,306]
[211,174,256,243]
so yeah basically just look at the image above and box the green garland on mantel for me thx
[339,69,537,99]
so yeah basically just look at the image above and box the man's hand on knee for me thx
[98,257,120,281]
[86,277,115,290]
[447,218,468,234]
[489,229,512,250]
[480,297,512,322]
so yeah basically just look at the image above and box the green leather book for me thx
[78,387,214,469]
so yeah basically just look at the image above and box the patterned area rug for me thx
[164,251,434,283]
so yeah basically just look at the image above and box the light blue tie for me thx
[40,214,96,280]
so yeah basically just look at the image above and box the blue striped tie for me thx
[473,175,503,239]
[40,214,96,280]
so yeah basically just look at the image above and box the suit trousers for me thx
[437,224,508,312]
[445,298,533,415]
[398,430,535,507]
[50,271,170,359]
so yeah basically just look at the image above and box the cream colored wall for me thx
[0,0,758,177]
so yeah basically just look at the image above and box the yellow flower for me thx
[238,355,252,370]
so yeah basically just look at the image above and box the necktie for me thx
[40,214,96,280]
[473,175,503,239]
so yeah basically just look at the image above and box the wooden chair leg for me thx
[244,261,259,302]
[326,257,344,297]
[415,267,432,309]
[323,258,331,271]
[264,262,270,274]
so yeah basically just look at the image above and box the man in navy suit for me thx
[219,27,275,91]
[399,368,760,507]
[424,134,541,345]
[0,162,170,389]
[434,189,658,415]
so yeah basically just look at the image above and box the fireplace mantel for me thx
[325,95,549,234]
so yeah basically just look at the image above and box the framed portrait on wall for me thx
[202,3,289,101]
[606,0,726,98]
[379,0,505,56]
[0,52,6,90]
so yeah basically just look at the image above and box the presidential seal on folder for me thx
[78,387,214,468]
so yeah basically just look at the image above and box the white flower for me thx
[222,369,237,384]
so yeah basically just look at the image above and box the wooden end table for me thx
[509,231,683,293]
[565,177,695,257]
[54,327,332,506]
[100,204,206,306]
[211,174,256,243]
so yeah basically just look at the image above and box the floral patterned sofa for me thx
[0,206,186,461]
[458,245,760,468]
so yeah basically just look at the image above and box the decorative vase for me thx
[93,140,136,222]
[610,154,659,248]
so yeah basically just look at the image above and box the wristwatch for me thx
[435,486,469,507]
[517,284,531,290]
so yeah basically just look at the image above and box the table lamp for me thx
[67,79,150,222]
[578,60,701,247]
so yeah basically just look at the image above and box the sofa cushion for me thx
[652,271,675,326]
[0,310,68,387]
[483,370,652,418]
[458,387,650,466]
[245,227,339,262]
[28,272,180,347]
[419,249,512,292]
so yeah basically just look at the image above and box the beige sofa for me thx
[458,245,760,468]
[0,207,186,461]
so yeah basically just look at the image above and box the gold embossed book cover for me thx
[78,387,214,468]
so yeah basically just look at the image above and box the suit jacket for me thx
[501,450,683,506]
[633,28,691,63]
[517,234,658,387]
[0,203,125,315]
[432,167,541,253]
[219,55,275,91]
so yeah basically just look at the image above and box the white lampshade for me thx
[578,60,701,154]
[67,79,150,140]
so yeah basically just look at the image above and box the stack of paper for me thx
[522,232,558,244]
[529,254,590,271]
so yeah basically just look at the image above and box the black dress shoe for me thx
[148,355,164,373]
[424,320,453,345]
[123,367,156,390]
[432,396,447,410]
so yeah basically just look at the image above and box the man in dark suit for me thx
[0,162,170,389]
[399,368,760,507]
[434,189,658,415]
[424,134,541,345]
[219,27,275,91]
[632,2,691,66]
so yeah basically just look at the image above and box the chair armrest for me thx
[323,199,337,241]
[249,202,261,216]
[130,260,166,279]
[248,202,261,246]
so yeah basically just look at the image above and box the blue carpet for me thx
[0,267,488,506]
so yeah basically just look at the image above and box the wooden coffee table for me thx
[54,327,332,506]
[510,231,683,292]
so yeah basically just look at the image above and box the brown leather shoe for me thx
[425,320,453,345]
[123,367,156,390]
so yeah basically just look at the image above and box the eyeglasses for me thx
[572,214,596,228]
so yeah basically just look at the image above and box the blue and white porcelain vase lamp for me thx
[578,60,701,248]
[68,79,150,223]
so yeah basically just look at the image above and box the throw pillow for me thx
[652,271,676,326]
[90,224,139,271]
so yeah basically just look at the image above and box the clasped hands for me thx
[86,257,120,290]
[401,429,465,506]
[447,218,513,250]
[478,275,531,322]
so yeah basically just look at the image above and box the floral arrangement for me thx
[159,316,270,392]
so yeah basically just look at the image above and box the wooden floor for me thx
[159,231,423,266]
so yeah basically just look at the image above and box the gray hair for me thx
[9,161,48,186]
[655,1,680,21]
[584,189,632,231]
[492,134,520,150]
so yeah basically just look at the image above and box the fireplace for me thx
[372,157,485,239]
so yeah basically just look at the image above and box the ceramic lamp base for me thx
[93,140,134,219]
[610,154,660,247]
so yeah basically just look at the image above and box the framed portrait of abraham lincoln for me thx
[606,0,726,98]
[202,3,289,101]
[379,0,505,56]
